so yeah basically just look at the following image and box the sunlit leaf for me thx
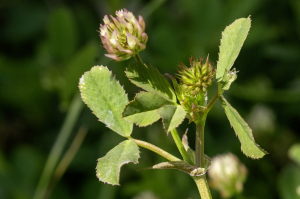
[126,63,177,103]
[79,66,133,137]
[96,140,140,185]
[216,17,251,81]
[122,92,172,127]
[158,105,186,133]
[219,95,267,159]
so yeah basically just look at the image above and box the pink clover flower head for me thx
[99,9,148,62]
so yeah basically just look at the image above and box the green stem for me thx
[133,53,144,64]
[170,129,193,165]
[195,117,206,167]
[194,114,212,199]
[33,93,83,199]
[192,175,212,199]
[203,92,219,114]
[131,138,181,161]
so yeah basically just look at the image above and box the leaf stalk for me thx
[170,128,193,165]
[131,138,181,161]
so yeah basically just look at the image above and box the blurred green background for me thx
[1,0,300,198]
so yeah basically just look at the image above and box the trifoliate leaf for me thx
[219,95,267,159]
[79,66,133,137]
[126,63,177,103]
[216,17,251,82]
[96,140,140,185]
[122,92,172,127]
[158,105,186,133]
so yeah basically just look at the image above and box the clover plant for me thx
[78,9,267,198]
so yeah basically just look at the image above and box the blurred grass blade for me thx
[46,126,88,198]
[33,93,83,199]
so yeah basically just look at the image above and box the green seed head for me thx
[175,56,216,122]
[177,56,215,97]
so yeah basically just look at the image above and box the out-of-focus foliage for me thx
[1,0,300,199]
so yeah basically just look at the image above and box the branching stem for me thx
[192,175,212,199]
[170,128,193,165]
[194,112,212,198]
[131,138,181,161]
[203,92,219,114]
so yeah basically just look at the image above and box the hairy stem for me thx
[192,175,212,199]
[131,138,181,161]
[195,116,206,167]
[194,114,212,199]
[170,129,193,165]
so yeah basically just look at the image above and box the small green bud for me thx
[175,56,216,122]
[220,68,238,90]
[208,153,248,198]
[99,9,148,61]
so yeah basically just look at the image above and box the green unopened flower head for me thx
[99,9,148,61]
[174,56,216,122]
[208,153,248,198]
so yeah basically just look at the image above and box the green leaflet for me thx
[96,140,140,185]
[122,92,172,127]
[141,159,210,176]
[216,17,251,82]
[126,63,177,103]
[288,143,300,166]
[79,66,133,137]
[219,95,267,159]
[158,105,186,133]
